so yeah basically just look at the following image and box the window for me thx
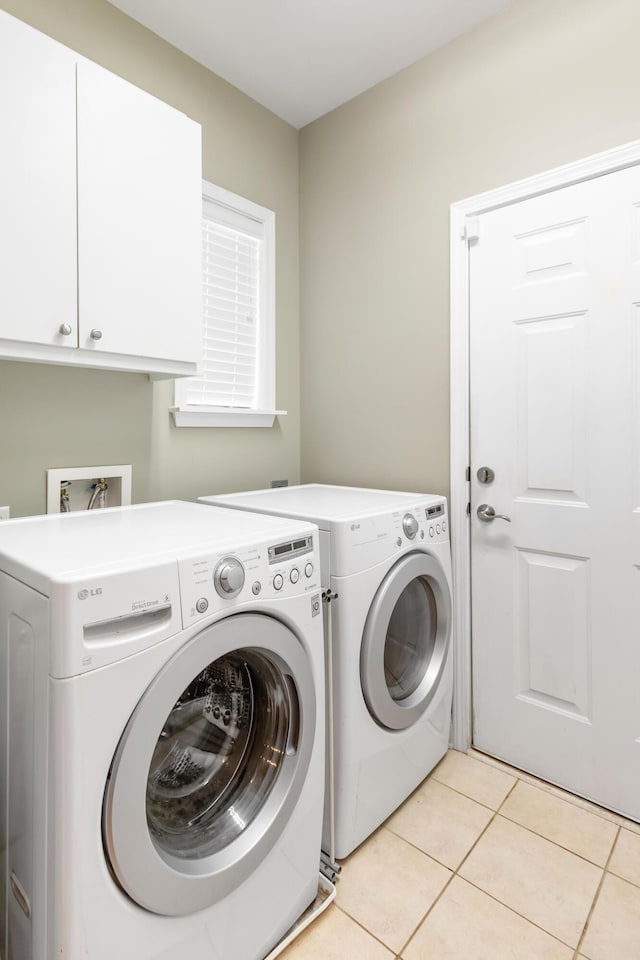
[172,181,283,427]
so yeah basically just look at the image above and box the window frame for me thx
[172,180,284,428]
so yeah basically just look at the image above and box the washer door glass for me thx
[360,552,451,731]
[103,613,316,917]
[147,650,291,860]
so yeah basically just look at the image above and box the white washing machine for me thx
[198,485,453,860]
[0,501,325,960]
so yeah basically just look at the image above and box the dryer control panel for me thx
[331,497,449,577]
[392,502,448,547]
[178,529,320,627]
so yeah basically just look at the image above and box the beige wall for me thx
[299,0,640,497]
[0,0,300,517]
[5,0,640,515]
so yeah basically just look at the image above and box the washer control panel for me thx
[178,529,319,626]
[268,534,314,565]
[214,556,245,598]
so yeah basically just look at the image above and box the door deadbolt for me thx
[477,466,495,484]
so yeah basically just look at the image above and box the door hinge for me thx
[464,216,479,242]
[465,465,471,482]
[466,501,471,517]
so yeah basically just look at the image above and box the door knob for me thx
[90,328,103,341]
[477,503,511,523]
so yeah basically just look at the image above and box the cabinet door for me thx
[0,12,77,349]
[76,59,202,364]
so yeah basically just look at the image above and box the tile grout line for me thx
[383,822,459,874]
[331,759,631,959]
[393,777,517,959]
[491,810,616,871]
[331,902,406,957]
[468,748,640,836]
[436,759,623,871]
[455,775,611,954]
[571,824,621,960]
[394,771,585,957]
[447,774,587,949]
[396,870,458,958]
[430,769,514,814]
[458,872,582,952]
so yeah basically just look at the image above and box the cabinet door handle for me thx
[58,323,72,336]
[90,328,103,341]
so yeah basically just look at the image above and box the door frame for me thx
[449,137,640,753]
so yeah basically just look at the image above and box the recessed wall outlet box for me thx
[270,479,288,488]
[0,506,9,520]
[46,465,132,514]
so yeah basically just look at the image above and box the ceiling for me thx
[107,0,518,128]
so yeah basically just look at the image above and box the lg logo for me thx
[77,587,103,600]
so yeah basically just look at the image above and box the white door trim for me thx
[449,137,640,752]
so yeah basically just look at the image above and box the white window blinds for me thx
[183,201,263,408]
[172,181,280,428]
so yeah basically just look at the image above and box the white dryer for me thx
[198,485,453,860]
[0,501,325,960]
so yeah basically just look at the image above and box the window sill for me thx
[170,407,287,428]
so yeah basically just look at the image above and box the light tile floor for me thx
[279,750,640,960]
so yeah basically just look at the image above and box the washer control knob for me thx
[403,513,419,539]
[290,567,300,584]
[196,597,209,614]
[305,562,314,578]
[214,557,245,597]
[252,581,261,595]
[273,573,284,591]
[429,526,435,538]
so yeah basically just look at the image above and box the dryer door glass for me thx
[385,577,437,701]
[146,649,293,859]
[360,552,451,731]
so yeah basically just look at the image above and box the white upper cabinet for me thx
[0,13,78,351]
[76,60,202,367]
[0,11,202,378]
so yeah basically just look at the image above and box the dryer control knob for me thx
[403,513,419,539]
[214,557,245,598]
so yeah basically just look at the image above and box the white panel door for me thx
[76,59,202,363]
[0,11,77,349]
[470,165,640,820]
